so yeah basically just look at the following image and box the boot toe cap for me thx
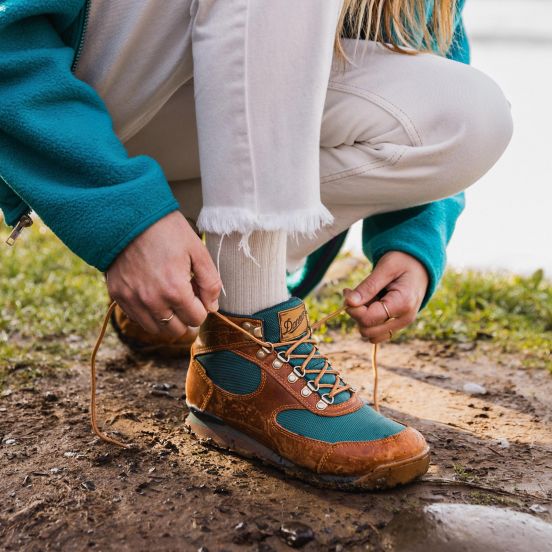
[318,426,430,488]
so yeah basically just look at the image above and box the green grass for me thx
[307,254,552,372]
[1,220,551,391]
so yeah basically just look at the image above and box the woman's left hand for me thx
[344,251,429,343]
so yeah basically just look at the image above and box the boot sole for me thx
[185,409,430,491]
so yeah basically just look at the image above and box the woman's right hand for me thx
[106,211,222,338]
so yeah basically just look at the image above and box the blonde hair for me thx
[335,0,457,59]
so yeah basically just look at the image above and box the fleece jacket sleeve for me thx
[0,0,179,271]
[362,193,466,310]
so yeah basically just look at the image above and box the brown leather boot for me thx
[110,303,198,358]
[185,297,429,490]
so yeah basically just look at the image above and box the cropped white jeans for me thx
[126,42,512,267]
[76,0,513,268]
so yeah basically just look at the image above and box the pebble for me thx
[44,392,59,403]
[3,438,16,445]
[151,383,176,391]
[463,382,488,395]
[81,480,96,491]
[529,504,548,514]
[496,437,510,449]
[278,521,314,548]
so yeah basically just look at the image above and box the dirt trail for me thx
[1,333,551,551]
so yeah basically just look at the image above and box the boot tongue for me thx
[253,297,309,342]
[253,298,351,404]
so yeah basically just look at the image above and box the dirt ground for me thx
[1,331,551,551]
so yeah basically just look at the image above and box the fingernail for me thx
[347,291,362,305]
[210,301,219,312]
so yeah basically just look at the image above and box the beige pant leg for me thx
[287,40,513,268]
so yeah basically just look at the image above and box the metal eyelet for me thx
[307,380,320,393]
[242,322,253,331]
[272,358,283,369]
[300,386,312,397]
[321,393,335,405]
[277,351,290,364]
[253,326,263,338]
[315,400,328,410]
[293,366,306,378]
[287,372,299,383]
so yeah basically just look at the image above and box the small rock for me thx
[150,389,173,398]
[457,342,477,352]
[496,437,510,449]
[151,383,176,391]
[136,481,149,494]
[198,547,209,552]
[44,392,59,403]
[64,451,78,458]
[463,382,487,395]
[278,521,314,548]
[529,504,548,514]
[92,453,113,466]
[3,438,16,445]
[81,480,96,491]
[50,467,63,474]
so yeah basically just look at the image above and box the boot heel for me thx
[185,408,291,467]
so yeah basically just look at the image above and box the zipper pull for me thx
[6,213,33,246]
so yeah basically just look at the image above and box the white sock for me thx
[206,231,289,315]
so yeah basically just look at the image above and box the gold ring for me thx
[380,300,395,322]
[159,312,175,325]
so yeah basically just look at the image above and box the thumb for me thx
[344,261,395,308]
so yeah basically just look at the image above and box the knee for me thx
[424,61,513,198]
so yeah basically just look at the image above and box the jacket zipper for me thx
[7,0,91,245]
[5,213,33,246]
[71,0,92,73]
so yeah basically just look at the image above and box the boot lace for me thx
[89,301,381,448]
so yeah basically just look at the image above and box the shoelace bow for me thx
[90,301,380,448]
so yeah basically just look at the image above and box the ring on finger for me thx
[159,311,175,325]
[380,300,396,322]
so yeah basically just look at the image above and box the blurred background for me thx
[346,0,552,275]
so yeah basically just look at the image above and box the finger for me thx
[133,289,192,338]
[170,279,209,327]
[344,260,398,308]
[191,245,222,312]
[347,289,406,329]
[359,315,407,343]
[115,297,161,336]
[151,309,190,339]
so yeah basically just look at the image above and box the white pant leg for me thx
[287,40,513,268]
[190,0,342,238]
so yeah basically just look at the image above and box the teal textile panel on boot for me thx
[276,406,404,443]
[195,350,261,395]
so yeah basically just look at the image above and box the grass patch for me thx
[1,220,108,389]
[306,255,552,372]
[1,220,551,391]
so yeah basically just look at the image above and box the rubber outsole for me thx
[184,409,430,491]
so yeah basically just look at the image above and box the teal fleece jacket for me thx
[1,0,467,286]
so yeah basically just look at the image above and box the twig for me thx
[417,477,549,502]
[486,446,505,457]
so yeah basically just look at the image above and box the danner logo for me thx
[278,305,309,342]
